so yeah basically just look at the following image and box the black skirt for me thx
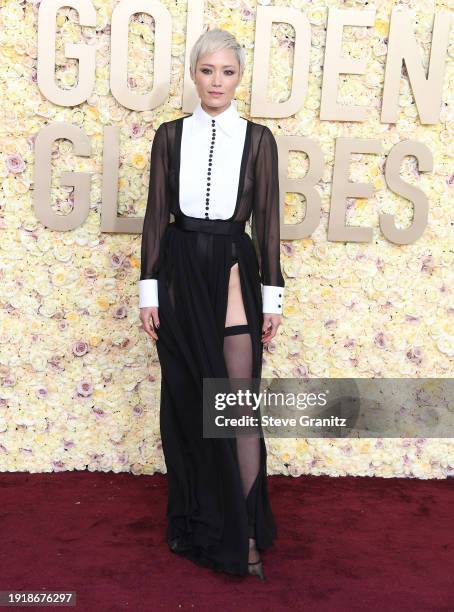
[154,212,277,576]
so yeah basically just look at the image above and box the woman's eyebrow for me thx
[199,63,236,68]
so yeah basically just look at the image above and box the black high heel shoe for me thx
[248,559,265,580]
[248,537,265,580]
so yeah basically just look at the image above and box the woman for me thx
[139,28,285,580]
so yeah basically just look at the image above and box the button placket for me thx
[205,118,216,218]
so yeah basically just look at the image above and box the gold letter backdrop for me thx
[0,0,453,477]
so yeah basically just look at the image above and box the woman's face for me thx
[190,47,242,114]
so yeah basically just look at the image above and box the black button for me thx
[279,294,282,297]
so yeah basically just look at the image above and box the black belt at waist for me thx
[174,214,246,236]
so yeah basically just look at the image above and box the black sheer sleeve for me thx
[251,126,285,293]
[140,122,170,282]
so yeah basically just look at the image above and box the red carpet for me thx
[0,471,453,611]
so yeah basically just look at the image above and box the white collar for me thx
[192,100,241,137]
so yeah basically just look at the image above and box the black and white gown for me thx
[140,104,285,576]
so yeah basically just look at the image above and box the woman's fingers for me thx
[262,327,275,343]
[148,320,159,341]
[152,309,160,329]
[262,315,272,336]
[262,315,281,344]
[140,307,159,341]
[262,322,273,340]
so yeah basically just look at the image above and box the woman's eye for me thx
[201,69,235,75]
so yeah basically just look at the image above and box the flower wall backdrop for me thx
[0,0,453,477]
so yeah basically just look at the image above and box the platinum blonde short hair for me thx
[190,28,245,78]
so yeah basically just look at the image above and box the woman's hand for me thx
[262,313,282,345]
[140,306,160,341]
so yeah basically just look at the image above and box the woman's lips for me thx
[209,92,223,96]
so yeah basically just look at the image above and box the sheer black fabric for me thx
[140,114,284,576]
[140,123,171,282]
[250,126,285,290]
[223,324,260,539]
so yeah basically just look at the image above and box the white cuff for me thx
[139,279,159,308]
[261,285,284,314]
